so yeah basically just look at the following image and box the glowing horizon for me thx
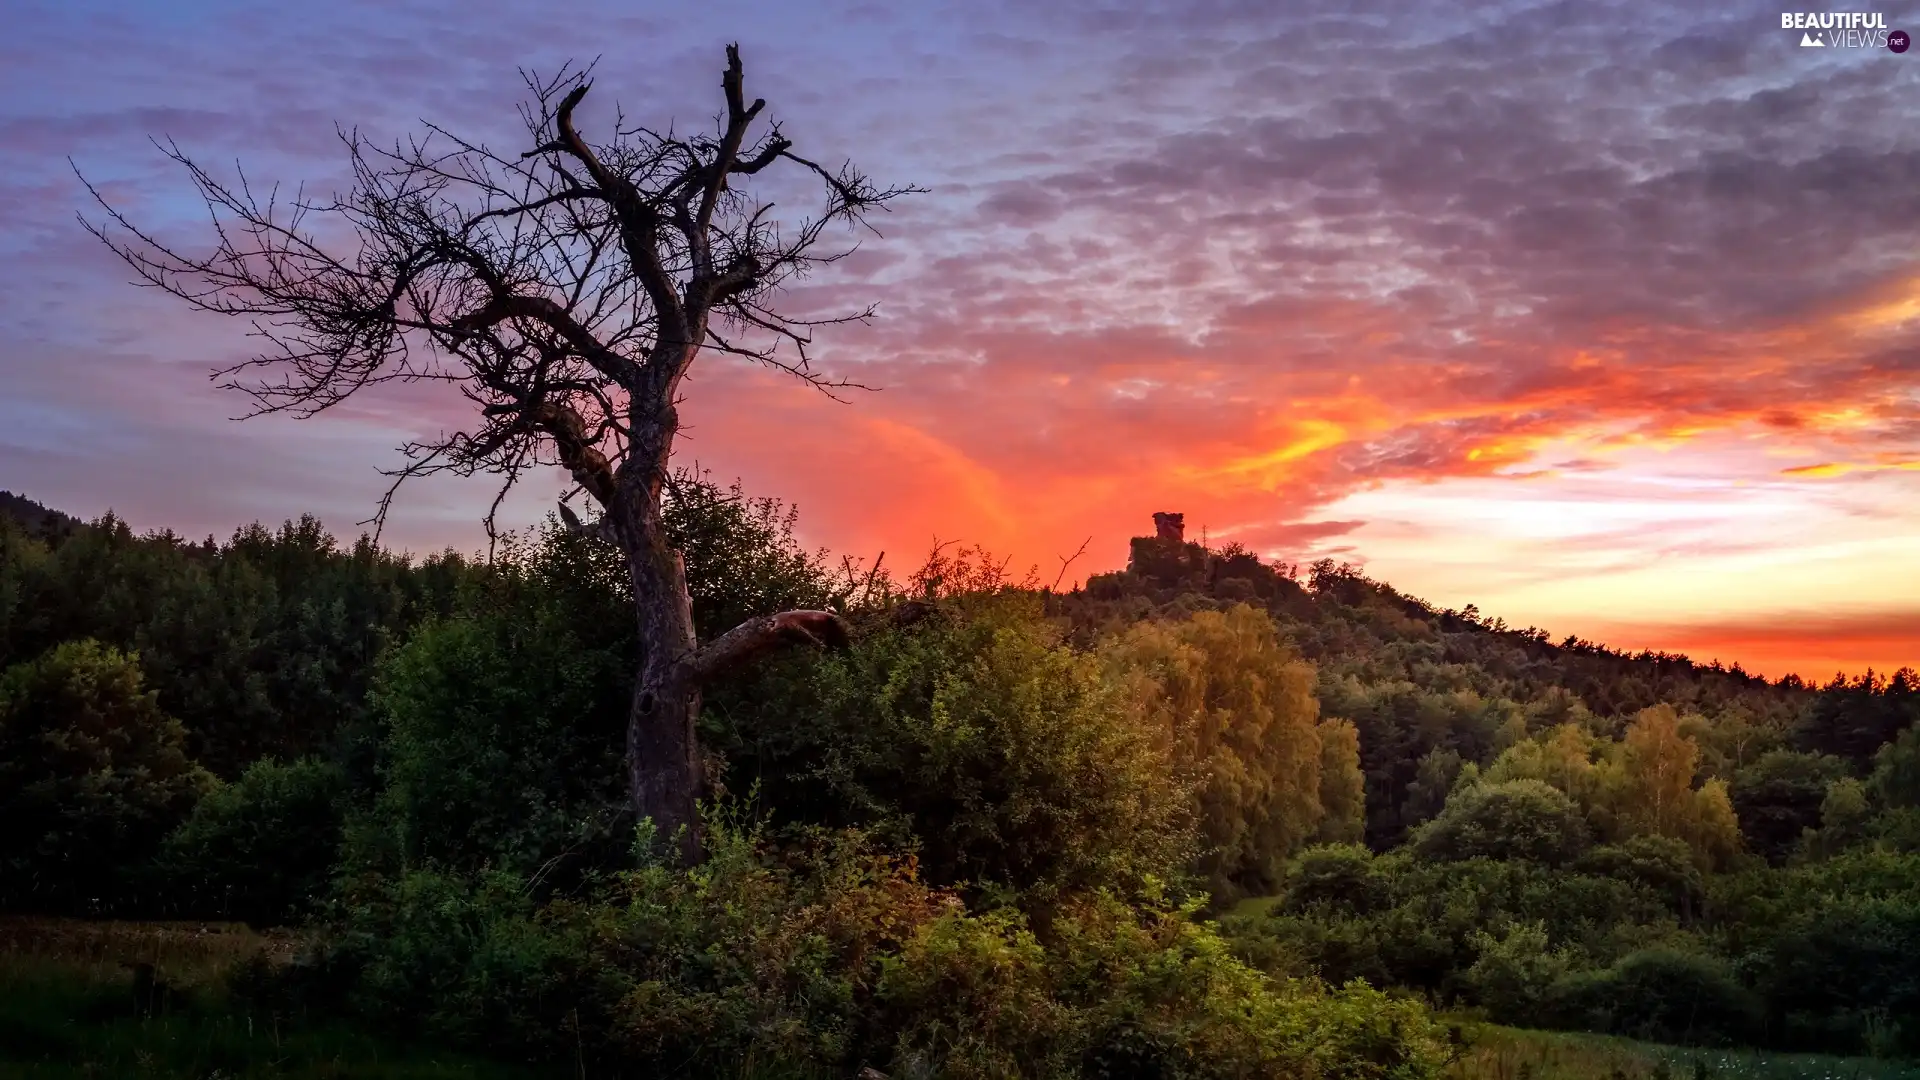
[2,0,1917,684]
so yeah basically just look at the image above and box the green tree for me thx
[1411,779,1591,866]
[1400,747,1465,831]
[1106,604,1327,895]
[721,594,1193,902]
[160,756,345,924]
[1800,777,1873,860]
[0,639,211,910]
[1487,724,1602,805]
[355,606,630,880]
[1598,706,1743,867]
[1315,718,1367,845]
[1730,750,1850,863]
[1872,723,1920,809]
[1464,920,1573,1024]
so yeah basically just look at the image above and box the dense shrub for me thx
[1572,835,1704,919]
[158,756,346,925]
[1462,921,1573,1024]
[1225,851,1671,1002]
[1545,948,1761,1046]
[1285,844,1386,914]
[1411,780,1591,866]
[0,638,212,911]
[715,594,1194,904]
[320,812,1452,1079]
[1715,851,1920,1055]
[349,604,630,881]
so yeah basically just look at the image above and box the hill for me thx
[0,490,78,540]
[0,489,1914,1069]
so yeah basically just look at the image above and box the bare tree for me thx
[79,46,917,863]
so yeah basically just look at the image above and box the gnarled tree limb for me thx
[685,609,853,685]
[78,46,920,865]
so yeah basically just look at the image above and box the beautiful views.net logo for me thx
[1781,11,1907,49]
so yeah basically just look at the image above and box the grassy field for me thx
[5,915,1912,1080]
[1450,1025,1920,1080]
[0,916,555,1079]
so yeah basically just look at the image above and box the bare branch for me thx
[77,46,919,862]
[1051,536,1094,591]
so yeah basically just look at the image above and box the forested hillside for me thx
[1,485,1914,1075]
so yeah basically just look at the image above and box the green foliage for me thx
[1729,751,1849,864]
[1713,851,1920,1055]
[1226,849,1674,1003]
[715,594,1193,903]
[0,512,475,780]
[1412,780,1592,866]
[1544,949,1761,1047]
[1571,837,1703,920]
[1318,718,1369,844]
[1464,921,1574,1024]
[321,810,1452,1080]
[1796,668,1920,768]
[1872,723,1920,809]
[158,756,346,925]
[1104,604,1333,896]
[0,639,212,911]
[1607,707,1743,869]
[1287,844,1386,913]
[1484,714,1742,869]
[353,606,629,880]
[11,495,1920,1072]
[1402,747,1467,832]
[661,474,834,638]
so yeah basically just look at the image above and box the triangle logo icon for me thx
[1801,31,1824,45]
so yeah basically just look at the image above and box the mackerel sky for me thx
[4,0,1919,679]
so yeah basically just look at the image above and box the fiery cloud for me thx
[2,0,1917,679]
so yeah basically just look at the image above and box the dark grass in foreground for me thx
[0,916,556,1079]
[1452,1025,1920,1080]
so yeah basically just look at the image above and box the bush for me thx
[318,810,1452,1080]
[1546,948,1761,1046]
[1222,852,1673,1007]
[1462,921,1573,1024]
[351,606,630,881]
[1411,780,1591,866]
[1704,851,1920,1054]
[0,639,212,911]
[1573,835,1705,919]
[1285,844,1386,914]
[158,756,346,925]
[714,595,1193,904]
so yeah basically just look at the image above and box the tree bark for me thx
[610,405,705,861]
[627,574,706,862]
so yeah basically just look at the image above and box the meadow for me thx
[1449,1027,1920,1080]
[0,917,545,1079]
[6,923,1913,1080]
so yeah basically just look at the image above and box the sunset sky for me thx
[3,0,1918,681]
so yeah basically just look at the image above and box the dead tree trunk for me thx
[81,45,909,863]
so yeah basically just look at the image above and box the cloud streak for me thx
[2,0,1917,680]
